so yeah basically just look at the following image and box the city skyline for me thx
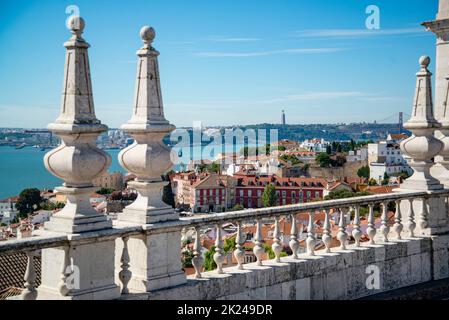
[0,0,438,128]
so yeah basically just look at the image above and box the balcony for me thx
[1,189,449,300]
[2,3,449,300]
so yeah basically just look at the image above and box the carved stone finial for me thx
[400,56,443,191]
[419,55,431,69]
[67,16,85,40]
[140,26,156,47]
[43,17,111,233]
[118,25,176,224]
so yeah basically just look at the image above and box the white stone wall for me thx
[142,237,447,300]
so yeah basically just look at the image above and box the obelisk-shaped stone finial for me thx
[118,26,176,224]
[401,56,443,191]
[43,16,112,233]
[123,26,172,129]
[115,27,186,293]
[52,16,103,129]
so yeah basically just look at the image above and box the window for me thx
[257,190,262,197]
[282,199,286,205]
[248,190,252,197]
[292,191,296,198]
[240,190,244,197]
[282,191,286,197]
[307,191,311,198]
[315,191,320,199]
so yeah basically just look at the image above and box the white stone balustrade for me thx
[1,0,449,300]
[2,190,449,300]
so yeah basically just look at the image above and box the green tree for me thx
[223,236,237,253]
[336,143,343,153]
[262,184,278,207]
[316,153,331,168]
[40,201,65,211]
[279,154,302,165]
[162,173,176,208]
[181,247,194,268]
[368,178,378,186]
[231,204,244,211]
[357,165,370,180]
[15,188,43,217]
[208,163,221,174]
[350,139,356,151]
[96,187,115,195]
[326,145,332,155]
[382,172,390,186]
[263,244,288,260]
[204,246,217,271]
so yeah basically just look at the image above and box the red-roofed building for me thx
[235,175,327,208]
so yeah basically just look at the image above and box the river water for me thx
[0,143,251,199]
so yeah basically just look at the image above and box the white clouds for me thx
[205,36,261,42]
[194,47,346,57]
[293,27,427,39]
[167,91,398,108]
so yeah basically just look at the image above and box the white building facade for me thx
[368,141,412,183]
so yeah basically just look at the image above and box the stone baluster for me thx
[57,246,71,296]
[367,204,376,245]
[119,236,132,294]
[400,56,443,191]
[213,224,225,274]
[192,227,204,278]
[337,208,348,250]
[21,251,37,300]
[38,16,119,299]
[306,211,316,256]
[289,214,299,259]
[419,198,429,229]
[407,198,416,237]
[322,209,332,253]
[394,200,404,240]
[352,206,362,247]
[253,219,264,266]
[272,216,282,262]
[234,221,245,270]
[115,25,186,292]
[380,202,390,242]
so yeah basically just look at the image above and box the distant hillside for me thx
[169,123,407,144]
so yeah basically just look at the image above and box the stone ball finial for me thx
[419,55,430,68]
[140,26,156,45]
[67,16,85,37]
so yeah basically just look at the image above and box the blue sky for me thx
[0,0,439,128]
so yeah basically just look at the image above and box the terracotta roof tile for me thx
[0,252,41,299]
